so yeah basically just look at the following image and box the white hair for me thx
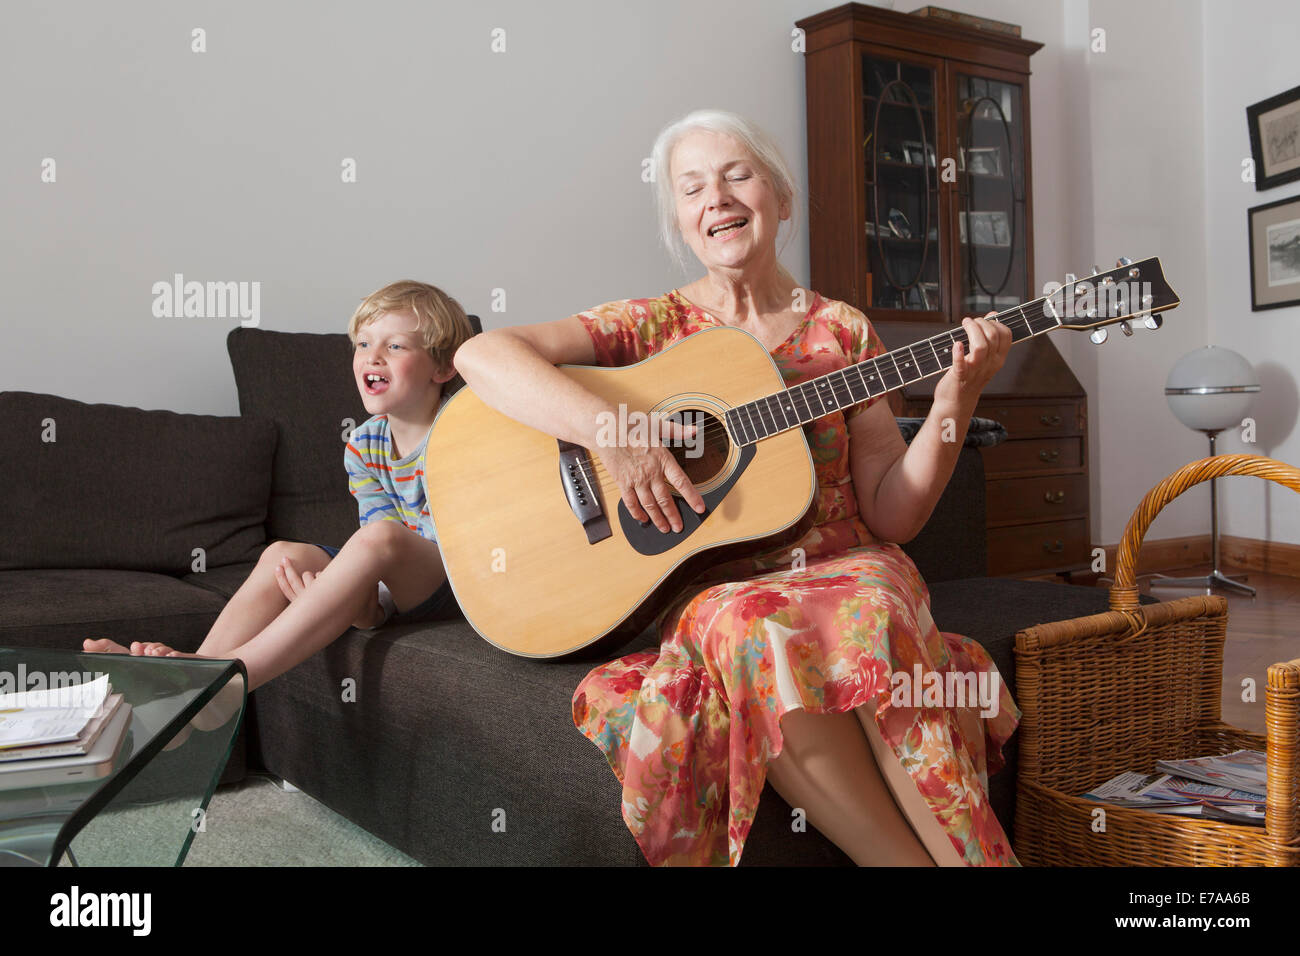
[650,109,798,274]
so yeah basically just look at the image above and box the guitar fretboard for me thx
[724,300,1060,445]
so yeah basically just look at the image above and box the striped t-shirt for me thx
[343,414,436,542]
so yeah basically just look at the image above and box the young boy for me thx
[84,281,475,701]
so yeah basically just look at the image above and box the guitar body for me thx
[425,326,817,659]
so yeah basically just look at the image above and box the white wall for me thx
[2,0,817,415]
[1065,0,1214,548]
[4,0,1295,545]
[1202,0,1300,546]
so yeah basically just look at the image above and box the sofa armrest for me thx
[899,444,987,583]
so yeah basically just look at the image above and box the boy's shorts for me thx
[312,543,459,626]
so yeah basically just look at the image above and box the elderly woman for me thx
[454,109,1018,867]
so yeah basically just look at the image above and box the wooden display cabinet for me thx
[797,4,1091,577]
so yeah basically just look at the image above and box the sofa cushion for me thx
[0,392,276,573]
[242,616,846,866]
[227,318,482,550]
[0,568,226,652]
[181,559,260,601]
[927,577,1158,692]
[227,330,370,550]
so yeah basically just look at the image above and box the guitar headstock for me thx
[1047,257,1180,344]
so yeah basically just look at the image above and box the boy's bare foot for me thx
[129,642,200,658]
[161,674,246,751]
[162,723,194,752]
[83,638,131,654]
[192,674,246,731]
[83,639,210,661]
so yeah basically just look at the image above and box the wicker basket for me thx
[1013,454,1300,866]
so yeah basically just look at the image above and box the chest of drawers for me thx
[974,396,1090,575]
[877,321,1092,578]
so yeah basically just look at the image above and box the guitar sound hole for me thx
[665,409,729,487]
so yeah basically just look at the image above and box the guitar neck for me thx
[724,297,1062,446]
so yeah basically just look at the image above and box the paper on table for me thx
[0,672,110,712]
[0,674,111,749]
[0,694,123,760]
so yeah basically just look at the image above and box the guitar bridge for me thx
[557,440,611,545]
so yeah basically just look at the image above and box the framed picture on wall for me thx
[1248,194,1300,310]
[1247,84,1300,191]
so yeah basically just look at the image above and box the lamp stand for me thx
[1149,431,1255,596]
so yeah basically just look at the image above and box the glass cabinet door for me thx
[862,54,943,315]
[955,73,1029,315]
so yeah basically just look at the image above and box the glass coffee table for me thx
[0,646,245,867]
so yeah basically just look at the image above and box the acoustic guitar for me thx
[425,258,1180,658]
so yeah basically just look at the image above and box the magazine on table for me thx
[0,674,114,751]
[0,671,133,791]
[0,693,126,761]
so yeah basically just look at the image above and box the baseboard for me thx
[1220,534,1300,579]
[1100,534,1211,577]
[1092,534,1300,580]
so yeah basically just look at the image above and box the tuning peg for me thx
[1120,321,1133,336]
[1064,273,1077,285]
[1143,314,1163,330]
[1116,256,1133,267]
[1092,264,1103,276]
[1089,328,1108,344]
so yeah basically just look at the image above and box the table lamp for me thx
[1156,346,1261,595]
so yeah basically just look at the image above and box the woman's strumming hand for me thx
[595,418,706,534]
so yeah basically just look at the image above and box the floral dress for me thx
[570,289,1021,866]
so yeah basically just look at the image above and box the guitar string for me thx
[560,271,1162,488]
[560,302,1060,491]
[563,302,1060,488]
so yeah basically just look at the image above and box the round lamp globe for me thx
[1164,346,1259,433]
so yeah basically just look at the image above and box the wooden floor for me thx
[1073,562,1300,736]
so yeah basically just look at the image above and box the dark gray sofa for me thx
[0,327,1145,865]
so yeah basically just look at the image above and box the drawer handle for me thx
[1044,490,1065,504]
[1042,539,1064,554]
[1039,414,1062,426]
[1038,449,1061,462]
